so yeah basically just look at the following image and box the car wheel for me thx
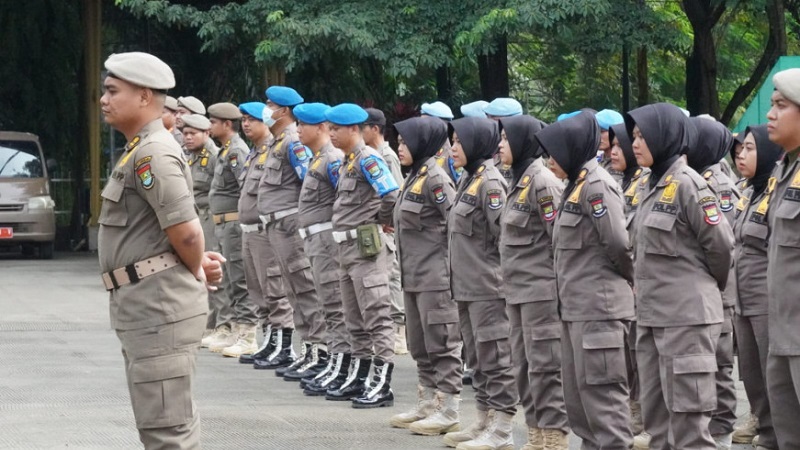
[21,244,35,257]
[38,242,54,259]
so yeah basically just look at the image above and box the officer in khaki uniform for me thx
[626,103,733,450]
[732,125,782,450]
[181,114,230,336]
[99,52,224,449]
[388,116,463,435]
[162,96,182,145]
[256,86,326,377]
[497,115,570,450]
[483,98,521,186]
[363,108,407,355]
[236,102,294,366]
[175,96,205,128]
[201,103,252,352]
[687,117,740,447]
[291,103,349,391]
[765,68,800,449]
[537,111,635,450]
[322,104,400,408]
[444,117,518,450]
[595,109,626,184]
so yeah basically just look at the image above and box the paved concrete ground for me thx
[0,253,754,449]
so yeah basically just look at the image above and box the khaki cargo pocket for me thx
[130,353,193,429]
[265,265,285,298]
[582,329,627,385]
[671,354,717,412]
[318,269,340,285]
[228,250,243,263]
[427,307,459,353]
[362,273,389,300]
[287,256,314,293]
[529,322,562,373]
[99,179,128,227]
[476,323,512,370]
[643,213,678,257]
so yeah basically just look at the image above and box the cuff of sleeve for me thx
[156,197,198,229]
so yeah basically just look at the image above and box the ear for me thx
[139,87,154,108]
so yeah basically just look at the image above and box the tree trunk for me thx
[683,0,726,118]
[622,43,631,112]
[477,34,509,100]
[637,46,649,107]
[436,65,452,101]
[720,0,787,125]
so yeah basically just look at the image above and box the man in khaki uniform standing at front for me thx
[98,52,223,449]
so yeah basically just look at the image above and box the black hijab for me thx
[393,116,448,174]
[449,117,500,175]
[535,110,600,183]
[498,115,547,185]
[686,117,733,173]
[608,122,638,187]
[745,124,784,199]
[625,103,696,188]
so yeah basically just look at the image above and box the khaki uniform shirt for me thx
[633,157,733,327]
[395,157,455,292]
[733,184,770,317]
[500,158,564,305]
[333,141,399,230]
[298,141,344,228]
[378,141,404,186]
[700,163,740,308]
[258,123,312,215]
[600,154,624,184]
[209,134,248,215]
[98,119,206,330]
[448,161,507,301]
[767,157,800,355]
[552,159,634,321]
[187,142,218,210]
[237,141,268,225]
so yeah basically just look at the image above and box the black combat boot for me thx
[304,353,350,396]
[253,328,295,370]
[352,358,395,408]
[277,342,310,377]
[285,345,328,381]
[325,357,370,401]
[240,324,273,364]
[300,350,335,389]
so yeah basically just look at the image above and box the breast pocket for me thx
[742,218,768,254]
[263,156,283,186]
[555,211,582,250]
[501,209,533,246]
[194,170,211,184]
[773,200,800,248]
[300,176,320,202]
[99,179,128,227]
[246,167,262,196]
[642,212,678,257]
[338,177,361,205]
[214,163,225,176]
[399,198,424,231]
[451,201,475,236]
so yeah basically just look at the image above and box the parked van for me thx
[0,132,56,258]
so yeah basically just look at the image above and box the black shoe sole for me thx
[351,399,394,409]
[304,389,327,396]
[253,362,291,370]
[325,394,359,401]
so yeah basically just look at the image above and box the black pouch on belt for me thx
[356,224,381,257]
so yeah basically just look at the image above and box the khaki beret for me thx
[178,96,206,115]
[773,68,800,105]
[104,52,175,90]
[164,96,179,111]
[207,102,242,120]
[181,114,211,131]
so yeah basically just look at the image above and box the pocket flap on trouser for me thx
[673,354,717,374]
[362,273,388,288]
[266,265,282,277]
[530,322,561,341]
[428,307,459,325]
[319,270,340,284]
[287,257,311,273]
[132,354,192,383]
[476,323,511,342]
[582,330,624,349]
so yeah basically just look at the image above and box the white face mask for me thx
[263,106,279,128]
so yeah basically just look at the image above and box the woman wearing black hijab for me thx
[731,125,782,450]
[687,117,740,447]
[444,117,518,450]
[497,115,570,450]
[625,103,734,450]
[388,116,463,436]
[535,111,635,450]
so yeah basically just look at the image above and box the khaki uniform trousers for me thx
[767,355,800,449]
[241,227,292,328]
[734,313,776,449]
[405,290,462,393]
[116,314,206,450]
[710,307,737,436]
[304,229,349,354]
[199,208,231,329]
[212,219,247,327]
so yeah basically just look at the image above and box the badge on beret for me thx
[539,195,556,221]
[700,197,720,225]
[589,194,607,218]
[487,190,503,210]
[719,191,733,212]
[433,184,446,204]
[364,156,383,179]
[135,159,155,190]
[660,180,679,204]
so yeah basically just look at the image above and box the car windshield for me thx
[0,140,44,178]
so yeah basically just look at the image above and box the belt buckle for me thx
[125,264,141,285]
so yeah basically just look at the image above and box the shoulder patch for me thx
[135,158,155,190]
[135,156,152,167]
[538,195,556,221]
[291,142,310,162]
[487,189,503,210]
[719,191,733,212]
[229,153,239,168]
[588,193,607,218]
[432,184,446,204]
[363,156,383,179]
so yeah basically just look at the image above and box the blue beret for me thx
[557,110,581,122]
[265,86,304,107]
[324,103,369,126]
[293,102,331,125]
[460,101,489,118]
[595,109,624,130]
[239,102,267,121]
[421,101,454,120]
[484,97,523,117]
